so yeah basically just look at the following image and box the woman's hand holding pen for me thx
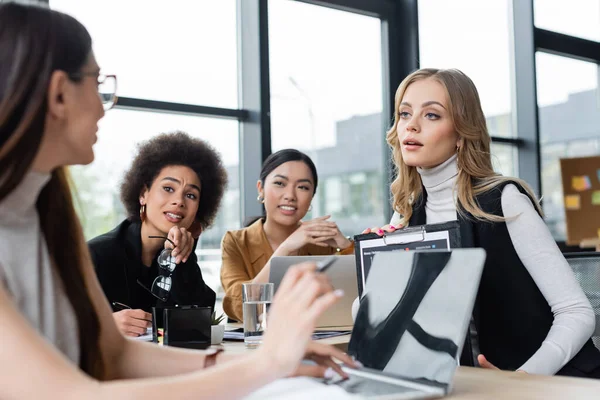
[256,262,357,379]
[112,303,152,337]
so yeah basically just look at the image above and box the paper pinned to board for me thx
[565,194,581,210]
[592,191,600,206]
[572,175,592,192]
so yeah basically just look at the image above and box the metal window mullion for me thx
[490,136,524,146]
[535,28,600,64]
[509,0,541,195]
[114,97,247,120]
[381,0,419,223]
[291,0,394,17]
[238,0,271,225]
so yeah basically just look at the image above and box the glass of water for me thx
[242,282,274,348]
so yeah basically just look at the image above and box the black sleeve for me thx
[171,250,216,311]
[88,242,109,292]
[88,240,123,310]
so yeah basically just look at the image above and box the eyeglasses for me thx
[137,236,177,302]
[67,72,118,111]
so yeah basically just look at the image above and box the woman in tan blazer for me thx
[221,149,354,321]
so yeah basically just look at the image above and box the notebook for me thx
[327,249,486,399]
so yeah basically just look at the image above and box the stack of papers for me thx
[311,331,349,340]
[223,329,349,342]
[130,327,153,342]
[224,329,245,341]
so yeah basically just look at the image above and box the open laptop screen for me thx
[347,249,485,388]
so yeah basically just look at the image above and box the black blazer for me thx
[89,219,216,313]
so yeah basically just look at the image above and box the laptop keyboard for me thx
[333,374,418,396]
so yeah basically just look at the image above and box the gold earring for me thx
[139,204,146,222]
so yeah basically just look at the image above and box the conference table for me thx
[217,328,600,399]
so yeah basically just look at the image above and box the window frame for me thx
[532,0,600,245]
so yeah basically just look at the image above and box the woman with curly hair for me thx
[89,131,227,337]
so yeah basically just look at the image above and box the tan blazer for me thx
[220,218,353,321]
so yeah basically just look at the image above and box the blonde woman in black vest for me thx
[0,3,356,398]
[364,68,600,377]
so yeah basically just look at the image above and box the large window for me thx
[51,0,238,108]
[268,0,386,232]
[534,0,600,42]
[51,0,241,296]
[490,143,517,177]
[418,0,517,176]
[536,53,600,240]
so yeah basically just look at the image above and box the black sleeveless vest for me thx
[409,180,600,376]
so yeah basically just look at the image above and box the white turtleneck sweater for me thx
[0,172,80,365]
[390,154,596,375]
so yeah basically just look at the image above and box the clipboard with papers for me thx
[353,221,462,296]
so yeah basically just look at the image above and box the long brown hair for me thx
[0,3,103,378]
[386,68,542,224]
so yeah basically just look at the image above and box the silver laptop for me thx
[328,249,486,399]
[270,255,358,329]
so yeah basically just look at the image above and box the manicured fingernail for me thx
[334,289,345,297]
[377,229,384,235]
[355,361,364,368]
[324,367,335,380]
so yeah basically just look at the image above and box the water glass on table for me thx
[242,282,274,348]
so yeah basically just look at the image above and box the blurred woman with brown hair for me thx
[0,3,355,397]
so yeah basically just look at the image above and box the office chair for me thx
[564,252,600,350]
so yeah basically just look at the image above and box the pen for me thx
[316,256,337,273]
[112,301,132,311]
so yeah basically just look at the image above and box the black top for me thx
[410,181,600,377]
[88,219,216,313]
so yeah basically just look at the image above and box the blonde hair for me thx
[386,68,542,225]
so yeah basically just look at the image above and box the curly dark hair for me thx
[120,131,228,229]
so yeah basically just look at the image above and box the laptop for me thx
[270,255,358,329]
[326,249,486,399]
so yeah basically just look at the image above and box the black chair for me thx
[564,252,600,350]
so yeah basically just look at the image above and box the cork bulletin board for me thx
[560,156,600,246]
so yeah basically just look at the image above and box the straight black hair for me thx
[243,149,319,227]
[260,149,319,194]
